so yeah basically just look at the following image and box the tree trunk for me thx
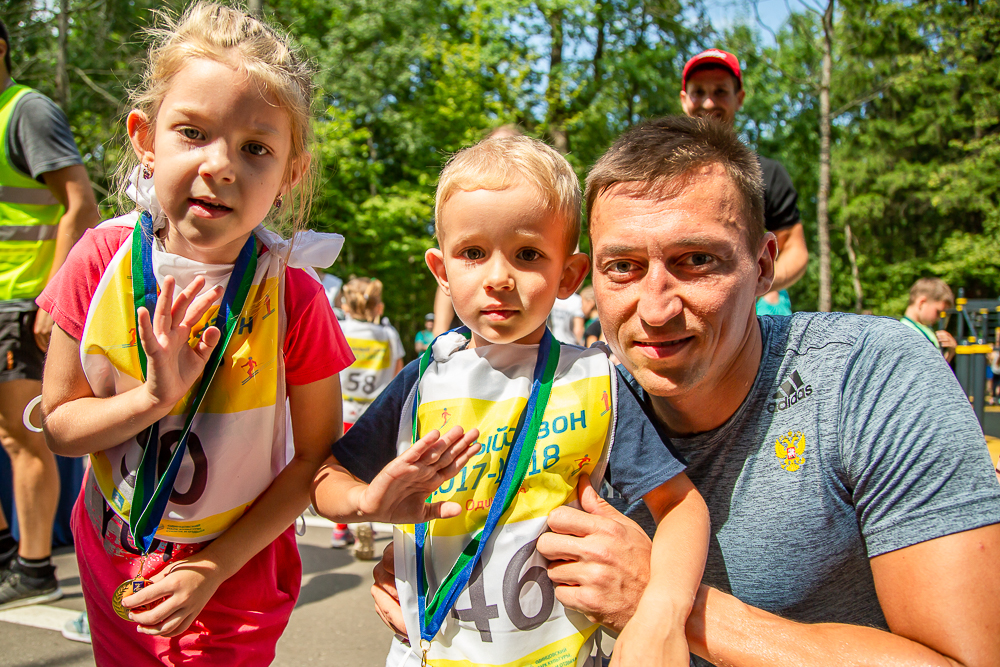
[545,7,568,154]
[817,0,834,311]
[367,134,377,197]
[248,0,263,16]
[844,222,862,313]
[56,0,70,109]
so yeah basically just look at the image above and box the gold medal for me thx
[112,554,154,622]
[112,577,152,621]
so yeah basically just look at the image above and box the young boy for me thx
[312,136,709,667]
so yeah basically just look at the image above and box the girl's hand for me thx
[137,275,224,409]
[123,556,224,637]
[357,426,481,524]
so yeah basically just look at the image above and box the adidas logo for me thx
[767,370,813,413]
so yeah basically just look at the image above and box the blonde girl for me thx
[339,277,405,430]
[332,277,404,554]
[37,4,353,664]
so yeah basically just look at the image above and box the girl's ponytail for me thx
[342,277,384,324]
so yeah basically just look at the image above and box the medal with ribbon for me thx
[112,210,258,622]
[411,327,560,662]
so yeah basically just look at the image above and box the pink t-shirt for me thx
[37,225,354,385]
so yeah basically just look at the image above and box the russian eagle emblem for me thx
[775,430,806,471]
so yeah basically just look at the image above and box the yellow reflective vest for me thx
[0,84,62,301]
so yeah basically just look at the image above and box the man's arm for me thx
[769,222,808,292]
[688,524,1000,667]
[538,488,1000,667]
[36,164,100,350]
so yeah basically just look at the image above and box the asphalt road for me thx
[0,521,396,667]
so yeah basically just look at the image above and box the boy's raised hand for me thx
[356,426,481,524]
[137,274,223,409]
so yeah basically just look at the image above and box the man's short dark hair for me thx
[585,116,765,249]
[0,20,11,74]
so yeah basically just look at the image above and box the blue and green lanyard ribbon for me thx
[412,327,560,644]
[127,211,258,554]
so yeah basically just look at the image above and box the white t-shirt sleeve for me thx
[389,325,405,362]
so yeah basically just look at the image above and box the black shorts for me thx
[0,306,44,383]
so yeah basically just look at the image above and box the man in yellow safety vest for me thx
[0,19,99,612]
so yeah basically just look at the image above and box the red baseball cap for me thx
[682,49,742,89]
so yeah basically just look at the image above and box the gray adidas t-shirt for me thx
[613,312,1000,666]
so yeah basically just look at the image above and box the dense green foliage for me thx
[5,0,998,352]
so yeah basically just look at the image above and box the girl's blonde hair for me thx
[119,2,316,235]
[342,277,384,323]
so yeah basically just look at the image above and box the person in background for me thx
[335,277,405,558]
[680,49,808,316]
[321,273,346,320]
[414,313,434,354]
[549,290,586,345]
[580,285,597,328]
[579,285,603,347]
[0,18,100,611]
[901,277,957,362]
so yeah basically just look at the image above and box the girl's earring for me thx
[142,163,153,179]
[273,194,283,209]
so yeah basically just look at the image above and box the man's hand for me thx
[372,542,407,637]
[537,478,652,633]
[33,309,54,352]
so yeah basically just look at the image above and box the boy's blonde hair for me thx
[435,136,582,251]
[909,277,954,308]
[119,2,316,234]
[342,277,384,323]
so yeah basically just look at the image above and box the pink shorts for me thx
[72,473,302,666]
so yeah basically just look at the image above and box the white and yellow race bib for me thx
[80,214,292,543]
[394,332,618,666]
[340,317,404,424]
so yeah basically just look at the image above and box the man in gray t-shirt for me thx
[534,117,1000,665]
[612,313,999,642]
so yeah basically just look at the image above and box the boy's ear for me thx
[557,252,590,300]
[127,110,155,170]
[425,248,450,296]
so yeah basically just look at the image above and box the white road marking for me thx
[0,604,79,632]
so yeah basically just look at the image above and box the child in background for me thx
[37,4,352,664]
[312,136,709,666]
[334,277,405,556]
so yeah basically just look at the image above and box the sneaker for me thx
[331,526,355,549]
[353,523,375,560]
[0,565,63,611]
[62,612,91,644]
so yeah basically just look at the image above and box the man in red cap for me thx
[680,49,809,317]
